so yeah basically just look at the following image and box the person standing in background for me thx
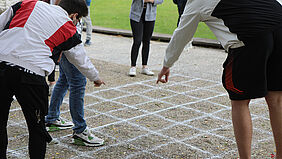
[82,0,93,46]
[172,0,187,26]
[128,0,163,77]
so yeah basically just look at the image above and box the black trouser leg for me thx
[0,94,13,159]
[130,19,144,66]
[0,64,16,159]
[141,20,155,66]
[16,72,50,159]
[0,64,51,159]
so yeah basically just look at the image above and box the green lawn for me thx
[91,0,216,40]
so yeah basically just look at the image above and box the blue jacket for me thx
[86,0,91,6]
[129,0,163,22]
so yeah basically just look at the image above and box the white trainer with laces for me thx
[46,118,74,132]
[72,127,104,147]
[128,67,136,77]
[141,68,154,76]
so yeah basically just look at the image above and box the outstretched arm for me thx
[64,43,100,82]
[163,6,200,68]
[0,2,21,32]
[157,3,200,84]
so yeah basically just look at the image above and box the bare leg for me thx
[231,99,252,159]
[265,91,282,159]
[49,81,56,85]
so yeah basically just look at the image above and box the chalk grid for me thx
[7,74,275,158]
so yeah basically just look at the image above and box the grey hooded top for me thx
[129,0,163,22]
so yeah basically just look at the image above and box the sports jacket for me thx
[164,0,244,68]
[164,0,282,68]
[0,0,100,81]
[130,0,163,22]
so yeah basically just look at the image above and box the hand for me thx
[93,79,105,87]
[54,0,61,5]
[69,13,79,26]
[156,66,170,84]
[144,0,154,3]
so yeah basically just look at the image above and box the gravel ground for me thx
[6,33,276,159]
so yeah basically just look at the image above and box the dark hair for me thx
[58,0,88,18]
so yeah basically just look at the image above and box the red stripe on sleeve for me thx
[45,21,77,52]
[9,0,37,29]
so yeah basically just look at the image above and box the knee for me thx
[133,40,142,46]
[231,99,251,108]
[266,91,282,109]
[142,40,150,46]
[70,79,86,91]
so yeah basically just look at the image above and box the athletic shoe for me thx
[128,67,136,77]
[55,65,59,72]
[141,68,154,76]
[84,40,91,47]
[46,118,74,132]
[48,138,59,145]
[72,127,104,147]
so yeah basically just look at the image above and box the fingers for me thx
[165,74,169,82]
[100,81,106,86]
[157,78,167,84]
[156,73,168,84]
[156,67,170,84]
[94,80,105,87]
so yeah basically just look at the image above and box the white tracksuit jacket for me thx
[0,0,100,81]
[163,0,244,68]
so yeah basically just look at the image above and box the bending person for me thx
[0,0,103,158]
[157,0,282,158]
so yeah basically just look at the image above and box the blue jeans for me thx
[82,6,92,41]
[45,54,87,134]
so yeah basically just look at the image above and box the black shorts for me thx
[222,25,282,100]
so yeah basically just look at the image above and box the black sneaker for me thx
[84,40,91,46]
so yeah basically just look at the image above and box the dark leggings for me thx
[176,0,187,26]
[130,9,155,66]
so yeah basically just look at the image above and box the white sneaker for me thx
[55,65,59,72]
[141,68,154,76]
[128,67,136,77]
[48,138,60,145]
[46,118,74,132]
[72,127,104,147]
